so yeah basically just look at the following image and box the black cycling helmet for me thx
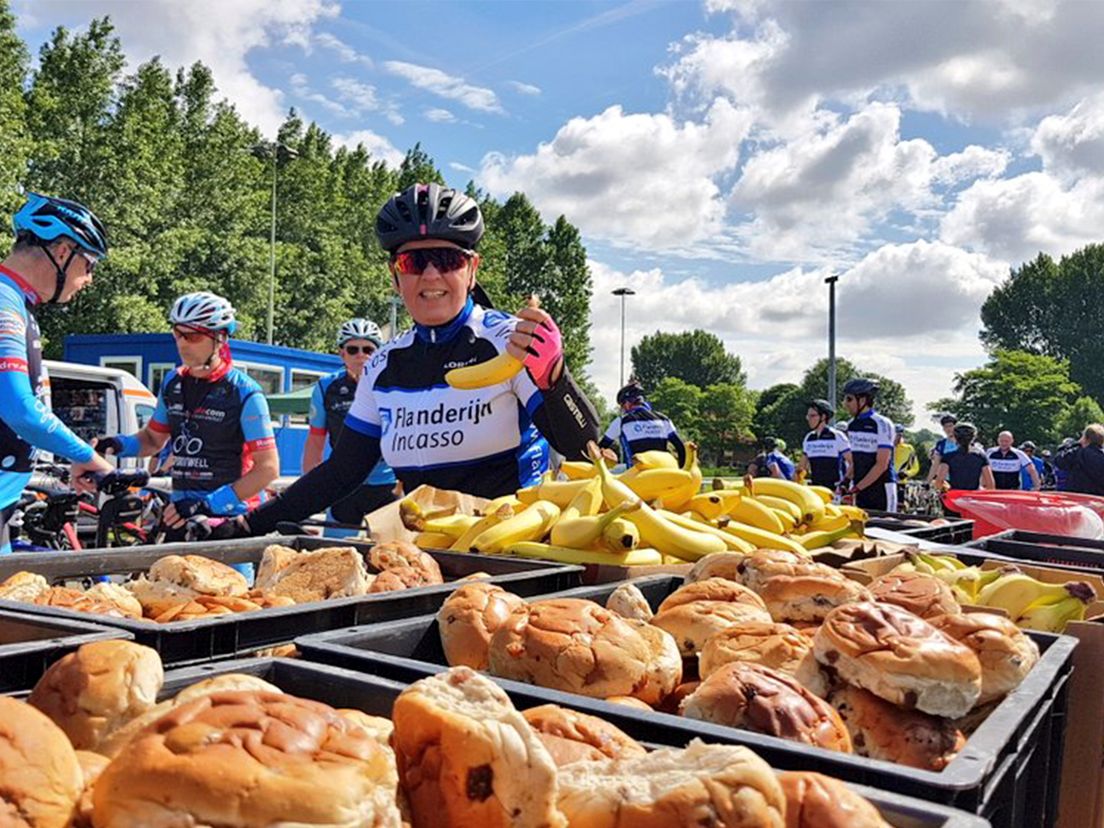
[939,413,958,425]
[842,377,879,399]
[616,381,645,406]
[1020,440,1036,451]
[807,398,833,417]
[953,422,977,443]
[376,183,484,253]
[763,437,778,451]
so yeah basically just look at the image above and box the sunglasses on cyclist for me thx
[172,326,214,344]
[77,252,99,274]
[343,344,375,355]
[390,247,474,277]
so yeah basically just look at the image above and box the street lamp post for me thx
[611,287,635,388]
[252,141,298,345]
[825,275,839,411]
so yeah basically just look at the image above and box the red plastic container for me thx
[943,489,1104,540]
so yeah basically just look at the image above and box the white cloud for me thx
[331,76,403,124]
[332,129,404,168]
[932,145,1011,185]
[313,32,373,67]
[449,161,475,173]
[507,80,542,96]
[384,60,503,113]
[28,0,339,134]
[290,72,350,118]
[424,108,457,123]
[479,98,753,249]
[1031,92,1104,181]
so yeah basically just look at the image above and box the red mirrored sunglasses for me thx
[391,247,474,276]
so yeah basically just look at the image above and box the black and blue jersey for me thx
[802,426,851,487]
[308,369,395,487]
[599,402,685,466]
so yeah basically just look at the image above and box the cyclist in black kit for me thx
[599,381,686,466]
[799,398,852,489]
[236,183,600,535]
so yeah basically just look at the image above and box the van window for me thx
[135,403,156,429]
[51,377,117,443]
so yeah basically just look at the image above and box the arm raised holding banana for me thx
[230,183,601,538]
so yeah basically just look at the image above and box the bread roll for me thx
[651,600,772,656]
[656,578,767,614]
[681,662,852,753]
[929,612,1040,704]
[556,738,785,828]
[756,574,872,623]
[338,709,394,746]
[28,640,163,751]
[656,681,701,715]
[73,751,109,828]
[0,570,49,602]
[369,567,430,592]
[0,696,83,828]
[369,539,443,584]
[605,582,653,621]
[93,690,401,827]
[488,599,661,701]
[522,704,647,766]
[604,696,653,711]
[868,571,961,619]
[84,583,143,619]
[777,771,891,828]
[828,684,965,770]
[685,552,746,584]
[262,546,372,602]
[33,587,130,618]
[814,602,982,718]
[437,582,526,669]
[391,667,565,828]
[699,620,827,696]
[737,550,828,592]
[254,543,299,589]
[147,553,249,596]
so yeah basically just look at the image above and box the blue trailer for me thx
[63,333,342,476]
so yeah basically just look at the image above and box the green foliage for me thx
[1054,396,1104,442]
[631,329,745,393]
[981,244,1104,404]
[650,376,704,442]
[698,383,756,466]
[752,383,805,450]
[798,358,913,427]
[930,349,1080,444]
[0,1,29,227]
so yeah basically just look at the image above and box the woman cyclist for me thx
[236,183,600,535]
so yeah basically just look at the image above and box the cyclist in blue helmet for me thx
[0,193,113,552]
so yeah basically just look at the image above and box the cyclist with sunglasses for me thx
[94,292,279,547]
[235,183,601,536]
[303,318,398,537]
[0,193,114,553]
[840,377,897,510]
[799,398,852,489]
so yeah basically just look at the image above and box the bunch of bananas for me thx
[893,552,1097,633]
[398,442,867,568]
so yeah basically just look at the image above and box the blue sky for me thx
[16,1,1104,423]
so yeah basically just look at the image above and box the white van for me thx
[42,360,158,470]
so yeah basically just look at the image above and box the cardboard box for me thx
[1058,614,1104,828]
[811,537,920,568]
[582,561,692,584]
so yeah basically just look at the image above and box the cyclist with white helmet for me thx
[0,193,114,553]
[303,318,398,536]
[232,182,600,537]
[841,377,897,510]
[95,291,279,543]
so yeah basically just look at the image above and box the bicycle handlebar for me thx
[80,469,151,495]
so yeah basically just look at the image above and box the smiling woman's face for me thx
[391,239,478,327]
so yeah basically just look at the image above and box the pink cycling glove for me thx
[523,316,563,390]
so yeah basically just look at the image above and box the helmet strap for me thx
[41,243,77,305]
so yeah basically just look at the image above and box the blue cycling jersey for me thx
[0,266,93,520]
[309,369,396,487]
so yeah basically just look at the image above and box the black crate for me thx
[161,657,989,828]
[965,529,1104,576]
[0,609,132,693]
[0,536,580,665]
[867,511,976,544]
[297,575,1073,828]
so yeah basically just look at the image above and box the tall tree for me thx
[981,244,1104,404]
[650,376,704,442]
[1054,397,1104,443]
[631,330,745,393]
[798,358,913,427]
[543,215,592,372]
[0,0,29,227]
[929,350,1080,444]
[698,383,755,466]
[752,383,806,451]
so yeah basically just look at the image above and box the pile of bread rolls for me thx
[436,549,1041,770]
[0,639,897,827]
[0,540,456,624]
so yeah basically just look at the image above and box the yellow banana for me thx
[398,498,457,531]
[620,467,696,501]
[838,504,868,522]
[588,442,725,561]
[804,513,851,533]
[724,497,786,535]
[444,352,524,389]
[550,499,641,549]
[516,477,594,507]
[631,451,679,470]
[503,541,662,567]
[753,495,802,522]
[556,476,603,523]
[824,503,843,518]
[795,525,854,550]
[749,478,825,524]
[657,442,702,512]
[414,531,456,548]
[768,508,798,532]
[559,460,597,480]
[469,501,561,554]
[717,519,809,556]
[600,516,641,552]
[422,513,481,539]
[660,509,755,554]
[449,504,516,551]
[481,494,522,515]
[685,492,733,521]
[808,485,835,504]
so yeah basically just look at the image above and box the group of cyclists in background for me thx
[3,187,1102,554]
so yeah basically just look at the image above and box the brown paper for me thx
[582,562,692,585]
[1059,615,1104,828]
[365,485,488,544]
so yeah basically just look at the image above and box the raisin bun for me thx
[522,704,647,766]
[929,612,1040,705]
[778,772,891,828]
[437,582,526,670]
[756,574,872,623]
[0,696,83,828]
[656,578,768,614]
[681,662,852,754]
[605,582,653,621]
[699,620,827,697]
[814,602,982,718]
[868,571,961,619]
[684,552,748,585]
